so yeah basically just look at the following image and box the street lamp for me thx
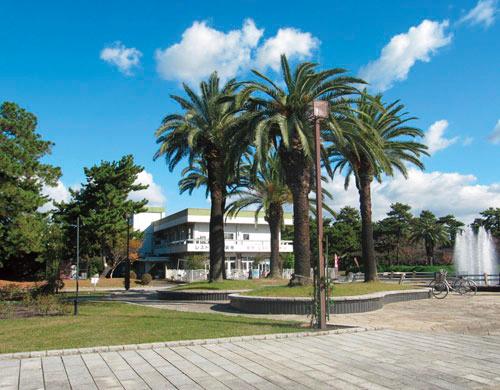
[73,216,80,315]
[124,214,132,291]
[312,100,329,330]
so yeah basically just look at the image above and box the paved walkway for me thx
[2,329,500,389]
[111,291,500,336]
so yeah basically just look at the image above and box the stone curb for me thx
[230,288,432,315]
[0,326,380,360]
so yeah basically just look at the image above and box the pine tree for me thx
[0,102,61,277]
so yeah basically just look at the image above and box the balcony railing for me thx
[153,238,293,254]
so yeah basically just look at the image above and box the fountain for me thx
[454,226,498,278]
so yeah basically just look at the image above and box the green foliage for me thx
[410,210,450,264]
[185,255,208,270]
[54,155,147,269]
[325,207,361,263]
[0,102,61,273]
[281,253,294,269]
[438,214,465,246]
[473,208,500,238]
[154,72,253,281]
[375,203,414,263]
[141,273,152,285]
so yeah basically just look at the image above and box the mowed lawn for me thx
[173,279,286,291]
[0,302,303,354]
[246,281,415,297]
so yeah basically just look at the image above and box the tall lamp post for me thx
[312,100,329,330]
[74,216,80,315]
[124,214,132,291]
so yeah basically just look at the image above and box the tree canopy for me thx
[0,102,61,276]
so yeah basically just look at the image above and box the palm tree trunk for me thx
[358,173,377,282]
[267,202,283,278]
[280,138,313,285]
[207,157,226,282]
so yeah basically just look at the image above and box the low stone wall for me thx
[229,289,431,315]
[157,289,250,301]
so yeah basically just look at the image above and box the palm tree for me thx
[154,73,251,282]
[245,55,361,284]
[226,153,292,278]
[329,92,428,281]
[410,210,449,265]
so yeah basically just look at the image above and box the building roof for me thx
[152,208,293,231]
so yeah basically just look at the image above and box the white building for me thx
[138,208,293,277]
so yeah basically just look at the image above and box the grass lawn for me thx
[246,281,415,297]
[0,302,303,354]
[173,279,286,291]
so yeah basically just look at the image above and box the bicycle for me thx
[428,271,477,299]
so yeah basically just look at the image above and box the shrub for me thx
[22,294,71,316]
[130,270,137,280]
[185,255,208,269]
[141,273,152,285]
[0,284,27,301]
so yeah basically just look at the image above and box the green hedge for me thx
[345,264,455,274]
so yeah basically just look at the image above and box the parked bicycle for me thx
[429,271,478,299]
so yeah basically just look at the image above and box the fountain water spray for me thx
[454,226,498,276]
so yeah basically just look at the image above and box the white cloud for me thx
[255,28,320,71]
[359,20,452,91]
[459,0,498,27]
[154,19,320,84]
[324,169,500,223]
[424,119,459,154]
[129,171,166,206]
[488,119,500,144]
[40,180,71,212]
[100,41,142,76]
[155,19,263,84]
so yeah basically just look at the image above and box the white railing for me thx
[155,239,293,253]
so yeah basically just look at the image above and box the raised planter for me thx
[157,289,250,301]
[229,289,431,315]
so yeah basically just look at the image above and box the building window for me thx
[224,233,234,240]
[243,233,250,240]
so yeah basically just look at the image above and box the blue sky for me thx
[1,0,499,222]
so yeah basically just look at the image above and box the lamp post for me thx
[312,100,329,330]
[124,214,132,291]
[74,216,80,315]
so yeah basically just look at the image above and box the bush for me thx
[185,255,208,270]
[130,270,137,280]
[0,284,25,300]
[22,294,71,316]
[141,273,152,285]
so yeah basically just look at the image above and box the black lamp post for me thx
[312,100,329,330]
[74,216,80,315]
[124,214,132,291]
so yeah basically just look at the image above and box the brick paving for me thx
[2,329,500,389]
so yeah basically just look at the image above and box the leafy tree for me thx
[55,155,147,275]
[438,214,464,246]
[154,73,252,282]
[382,203,413,264]
[326,207,361,263]
[474,208,500,238]
[329,92,427,281]
[410,210,449,265]
[0,102,61,278]
[245,55,361,284]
